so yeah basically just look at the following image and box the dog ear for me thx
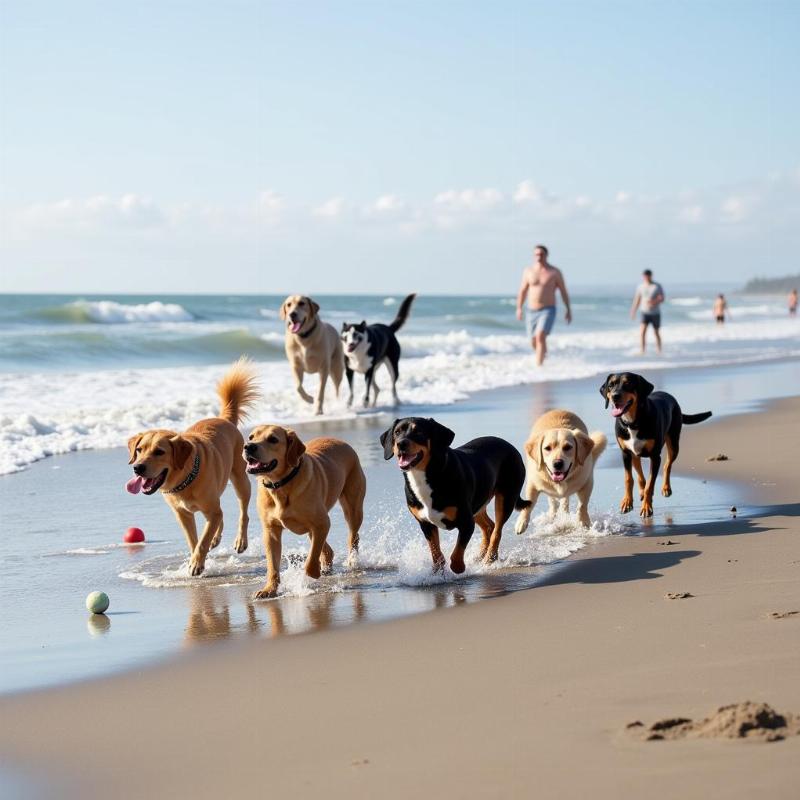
[279,299,288,320]
[310,299,320,316]
[599,374,613,409]
[127,434,143,465]
[379,420,399,460]
[636,374,655,399]
[285,429,306,468]
[360,320,366,328]
[526,433,544,467]
[169,436,193,470]
[427,418,455,450]
[573,430,595,465]
[341,322,348,332]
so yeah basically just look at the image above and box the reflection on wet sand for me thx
[180,567,548,648]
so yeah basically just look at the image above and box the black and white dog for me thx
[340,293,416,407]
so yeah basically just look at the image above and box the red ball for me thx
[124,527,145,544]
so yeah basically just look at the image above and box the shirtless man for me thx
[713,293,729,324]
[515,244,572,366]
[789,288,798,316]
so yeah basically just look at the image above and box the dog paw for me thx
[620,497,634,514]
[431,557,446,575]
[254,585,279,599]
[188,557,206,577]
[305,561,322,580]
[578,514,591,529]
[450,556,466,574]
[210,534,222,550]
[233,536,248,554]
[661,485,672,498]
[514,515,529,535]
[640,503,654,518]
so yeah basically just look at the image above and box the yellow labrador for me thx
[281,295,344,415]
[514,409,606,531]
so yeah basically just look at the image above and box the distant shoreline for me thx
[741,274,799,294]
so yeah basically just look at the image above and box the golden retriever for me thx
[281,295,344,415]
[514,409,607,532]
[243,425,365,598]
[126,359,260,576]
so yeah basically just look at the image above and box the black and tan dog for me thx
[599,372,712,517]
[380,417,529,573]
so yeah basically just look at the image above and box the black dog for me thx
[341,293,416,407]
[380,417,530,573]
[599,372,712,517]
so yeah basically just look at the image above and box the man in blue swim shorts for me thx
[515,244,572,365]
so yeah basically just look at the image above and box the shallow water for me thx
[2,360,784,695]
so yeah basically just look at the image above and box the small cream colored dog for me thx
[514,409,607,532]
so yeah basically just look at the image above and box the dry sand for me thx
[1,397,798,798]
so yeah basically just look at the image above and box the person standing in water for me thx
[789,288,798,316]
[630,269,665,353]
[713,293,730,324]
[515,244,572,366]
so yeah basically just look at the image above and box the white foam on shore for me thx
[119,509,627,597]
[1,317,798,475]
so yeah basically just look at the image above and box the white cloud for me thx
[677,204,704,224]
[21,193,164,230]
[434,187,504,211]
[313,196,346,219]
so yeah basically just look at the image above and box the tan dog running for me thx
[243,425,366,598]
[126,359,260,576]
[281,295,344,415]
[514,409,607,532]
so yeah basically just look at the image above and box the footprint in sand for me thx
[768,611,800,620]
[665,592,694,600]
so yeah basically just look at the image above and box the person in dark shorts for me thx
[630,269,664,353]
[713,294,729,324]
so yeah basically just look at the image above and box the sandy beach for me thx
[1,393,797,798]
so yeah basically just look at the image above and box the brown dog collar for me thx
[163,452,201,494]
[262,459,303,490]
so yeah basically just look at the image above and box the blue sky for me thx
[1,0,798,293]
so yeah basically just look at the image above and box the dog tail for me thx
[682,411,712,425]
[589,431,607,460]
[388,293,417,332]
[217,357,260,425]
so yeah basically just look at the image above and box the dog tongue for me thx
[611,405,626,417]
[551,472,566,483]
[290,321,302,333]
[126,476,144,494]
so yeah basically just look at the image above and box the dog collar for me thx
[163,453,200,494]
[298,321,318,339]
[262,460,303,490]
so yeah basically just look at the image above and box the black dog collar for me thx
[163,452,201,494]
[298,321,318,339]
[262,460,303,490]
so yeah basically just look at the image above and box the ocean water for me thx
[1,289,798,475]
[1,286,797,692]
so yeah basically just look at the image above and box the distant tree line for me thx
[742,274,800,294]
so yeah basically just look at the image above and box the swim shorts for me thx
[640,312,661,330]
[525,306,556,338]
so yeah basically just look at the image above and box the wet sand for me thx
[0,395,798,798]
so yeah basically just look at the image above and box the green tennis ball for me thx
[86,591,110,614]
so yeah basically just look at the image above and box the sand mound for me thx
[628,702,800,743]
